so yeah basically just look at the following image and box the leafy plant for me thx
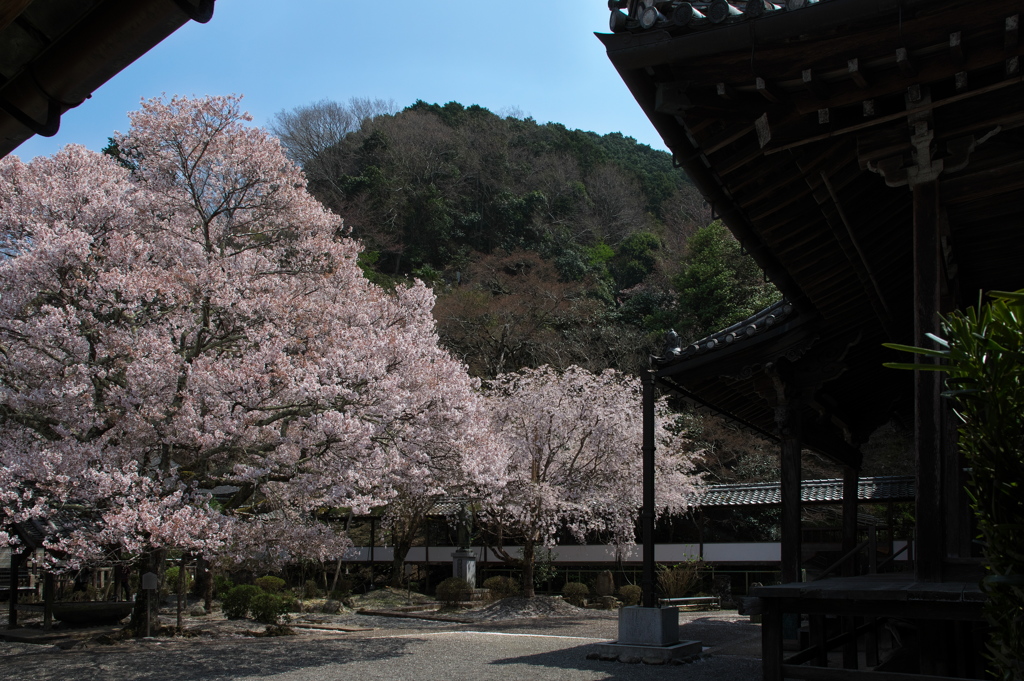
[221,585,262,619]
[483,575,521,601]
[885,290,1024,680]
[435,577,472,608]
[657,560,706,598]
[618,584,642,606]
[562,582,589,607]
[213,574,234,599]
[254,576,287,593]
[249,592,289,624]
[301,580,322,599]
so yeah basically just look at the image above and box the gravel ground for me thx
[1,602,763,681]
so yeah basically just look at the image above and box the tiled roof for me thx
[655,298,795,366]
[698,475,915,507]
[609,0,830,35]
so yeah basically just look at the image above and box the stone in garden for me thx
[189,605,207,616]
[594,570,615,597]
[322,600,342,614]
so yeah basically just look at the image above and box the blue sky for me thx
[13,0,669,161]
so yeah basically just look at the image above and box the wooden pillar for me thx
[7,549,26,629]
[779,399,803,584]
[762,599,784,681]
[842,467,859,577]
[43,572,54,630]
[913,179,944,582]
[641,370,657,607]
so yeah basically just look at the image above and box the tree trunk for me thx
[390,541,411,588]
[522,541,536,598]
[195,556,212,614]
[175,554,186,632]
[128,548,166,637]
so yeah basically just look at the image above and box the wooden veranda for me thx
[603,0,1023,678]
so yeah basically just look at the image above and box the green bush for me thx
[221,585,261,619]
[213,574,234,599]
[435,577,471,608]
[483,575,521,601]
[162,566,192,600]
[562,582,589,607]
[301,580,322,599]
[254,576,287,593]
[657,560,706,598]
[618,584,642,606]
[329,577,353,598]
[886,289,1024,680]
[249,592,289,624]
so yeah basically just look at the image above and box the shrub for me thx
[657,560,706,598]
[249,592,289,624]
[213,574,234,599]
[886,289,1024,679]
[221,585,261,619]
[435,577,471,608]
[161,566,192,600]
[328,577,353,598]
[562,582,589,607]
[301,580,322,599]
[165,566,192,591]
[254,576,287,593]
[618,584,642,606]
[483,575,521,601]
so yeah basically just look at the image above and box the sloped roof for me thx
[602,0,1024,461]
[0,0,215,158]
[699,475,915,507]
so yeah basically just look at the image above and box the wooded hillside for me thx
[275,98,778,379]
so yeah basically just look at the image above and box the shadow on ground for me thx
[489,642,761,681]
[2,636,416,681]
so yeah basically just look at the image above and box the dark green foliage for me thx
[618,584,642,606]
[221,585,262,619]
[674,221,779,340]
[483,575,521,601]
[163,566,191,594]
[249,592,290,624]
[296,101,691,279]
[301,580,322,599]
[435,577,472,607]
[885,290,1024,680]
[212,574,234,599]
[611,232,661,291]
[254,576,287,593]
[562,582,589,606]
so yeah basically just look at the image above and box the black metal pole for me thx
[642,370,656,608]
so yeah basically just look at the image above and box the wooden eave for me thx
[603,0,1023,450]
[0,0,215,159]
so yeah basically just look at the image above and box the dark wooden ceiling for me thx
[602,0,1024,465]
[0,0,214,159]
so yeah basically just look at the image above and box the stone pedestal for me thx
[618,605,679,646]
[593,606,703,664]
[452,549,476,587]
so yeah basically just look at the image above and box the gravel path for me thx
[1,606,763,681]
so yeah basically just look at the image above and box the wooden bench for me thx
[658,595,721,610]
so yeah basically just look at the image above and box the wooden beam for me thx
[949,32,965,66]
[779,396,803,584]
[842,468,859,577]
[848,58,869,88]
[757,76,785,103]
[803,68,830,99]
[913,179,944,583]
[896,47,918,77]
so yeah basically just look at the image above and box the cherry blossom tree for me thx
[481,365,703,597]
[0,95,505,631]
